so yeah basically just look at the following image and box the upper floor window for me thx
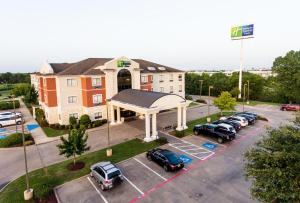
[94,112,102,120]
[170,74,174,82]
[179,85,182,92]
[149,75,153,82]
[159,75,164,82]
[69,113,78,119]
[68,96,77,103]
[67,79,77,87]
[93,94,102,105]
[170,86,174,93]
[160,87,164,93]
[92,78,101,87]
[141,75,148,83]
[178,74,182,81]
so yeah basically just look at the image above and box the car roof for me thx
[218,123,233,128]
[91,161,119,174]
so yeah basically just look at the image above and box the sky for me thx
[0,0,299,72]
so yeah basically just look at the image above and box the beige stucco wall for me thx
[152,72,185,97]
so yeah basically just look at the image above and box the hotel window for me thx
[68,96,77,103]
[149,75,153,82]
[93,94,102,105]
[179,85,182,92]
[92,78,101,87]
[160,87,164,93]
[159,75,164,82]
[67,79,77,87]
[169,74,174,82]
[69,113,78,119]
[94,112,102,120]
[178,74,182,81]
[170,86,173,93]
[141,75,148,83]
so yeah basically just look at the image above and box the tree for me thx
[244,115,300,203]
[272,50,300,103]
[79,114,91,127]
[230,87,240,99]
[213,91,236,115]
[209,73,231,96]
[57,129,90,166]
[69,116,77,126]
[24,85,38,104]
[11,83,31,96]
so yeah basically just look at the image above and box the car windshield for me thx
[229,127,234,131]
[165,153,180,163]
[108,170,121,179]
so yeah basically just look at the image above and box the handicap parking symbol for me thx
[179,154,193,165]
[202,142,217,150]
[26,124,40,132]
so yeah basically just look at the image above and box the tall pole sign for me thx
[231,24,254,98]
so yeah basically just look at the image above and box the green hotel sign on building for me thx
[117,60,131,67]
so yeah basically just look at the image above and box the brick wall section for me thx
[44,78,57,107]
[39,76,45,102]
[140,75,153,91]
[81,76,106,107]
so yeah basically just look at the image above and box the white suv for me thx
[0,116,22,128]
[0,111,22,118]
[227,116,248,127]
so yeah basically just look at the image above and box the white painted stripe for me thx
[190,151,212,155]
[201,152,216,160]
[169,145,201,160]
[87,177,108,203]
[123,175,144,195]
[133,158,167,181]
[196,136,226,147]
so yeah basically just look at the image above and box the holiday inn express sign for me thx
[231,24,254,40]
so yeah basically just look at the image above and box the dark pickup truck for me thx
[193,124,236,143]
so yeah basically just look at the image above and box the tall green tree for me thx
[24,85,38,104]
[213,91,236,115]
[57,129,90,165]
[272,50,300,103]
[244,115,300,203]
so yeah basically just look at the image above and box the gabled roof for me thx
[132,59,183,73]
[111,89,175,108]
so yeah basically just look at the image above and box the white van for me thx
[0,116,22,128]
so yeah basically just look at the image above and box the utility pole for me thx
[238,39,243,99]
[247,80,250,104]
[243,83,247,112]
[106,99,112,157]
[207,86,213,123]
[199,80,203,100]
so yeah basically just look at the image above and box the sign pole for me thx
[238,39,243,99]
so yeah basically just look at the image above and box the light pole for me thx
[199,80,203,100]
[22,115,33,200]
[247,80,250,104]
[243,83,247,112]
[13,95,17,133]
[106,99,112,157]
[207,86,213,123]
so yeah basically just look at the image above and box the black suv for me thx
[193,124,236,143]
[212,119,242,132]
[146,148,184,172]
[235,113,256,125]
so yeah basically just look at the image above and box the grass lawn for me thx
[42,127,69,137]
[171,112,234,136]
[188,102,200,107]
[238,100,280,106]
[0,138,162,202]
[0,90,11,99]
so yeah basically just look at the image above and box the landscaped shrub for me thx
[185,95,193,100]
[35,108,45,124]
[92,120,102,127]
[258,115,269,121]
[0,100,20,110]
[79,114,91,127]
[40,119,49,127]
[33,177,57,201]
[69,116,77,126]
[174,130,186,138]
[155,137,168,145]
[0,133,33,148]
[195,99,207,104]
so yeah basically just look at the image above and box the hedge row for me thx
[0,100,20,110]
[0,133,34,148]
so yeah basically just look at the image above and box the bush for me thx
[35,108,45,124]
[174,130,186,138]
[0,133,33,148]
[101,119,108,124]
[60,125,65,130]
[40,119,49,127]
[79,114,91,127]
[195,99,207,104]
[258,115,268,121]
[92,120,102,127]
[33,177,56,200]
[0,100,20,110]
[155,137,168,145]
[69,116,77,126]
[185,95,193,100]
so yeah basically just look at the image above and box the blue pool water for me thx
[0,129,6,132]
[0,135,6,140]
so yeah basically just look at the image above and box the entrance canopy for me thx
[110,89,188,142]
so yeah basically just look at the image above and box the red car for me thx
[280,104,300,111]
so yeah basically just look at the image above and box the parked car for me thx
[212,119,242,132]
[280,104,300,111]
[90,161,124,191]
[225,116,248,127]
[0,111,22,118]
[0,116,22,128]
[193,124,236,143]
[146,148,184,172]
[236,114,256,125]
[235,112,258,120]
[215,123,236,133]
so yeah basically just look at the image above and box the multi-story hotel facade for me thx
[31,56,188,141]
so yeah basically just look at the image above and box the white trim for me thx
[123,175,144,195]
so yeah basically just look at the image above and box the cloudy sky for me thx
[0,0,299,72]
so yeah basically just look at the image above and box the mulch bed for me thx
[67,161,85,171]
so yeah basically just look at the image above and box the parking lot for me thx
[55,120,266,203]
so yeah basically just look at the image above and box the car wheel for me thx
[217,137,223,144]
[164,164,168,172]
[16,121,21,125]
[100,183,106,191]
[147,154,152,161]
[194,130,199,135]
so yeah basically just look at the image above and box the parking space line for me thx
[192,136,227,147]
[87,177,108,203]
[123,175,144,195]
[133,158,167,181]
[190,151,211,155]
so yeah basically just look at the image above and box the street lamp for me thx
[22,115,33,200]
[12,95,17,133]
[247,80,250,104]
[106,99,112,157]
[243,83,247,112]
[207,86,213,123]
[199,80,203,100]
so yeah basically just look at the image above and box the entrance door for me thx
[117,69,132,92]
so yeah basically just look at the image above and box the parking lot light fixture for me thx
[247,80,250,104]
[207,86,213,123]
[243,83,247,112]
[199,80,203,100]
[13,95,17,133]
